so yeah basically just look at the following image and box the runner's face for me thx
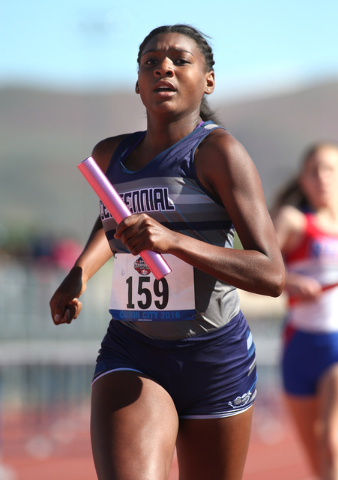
[137,33,214,117]
[300,147,338,208]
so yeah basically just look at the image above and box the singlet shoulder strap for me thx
[105,131,146,177]
[303,213,316,234]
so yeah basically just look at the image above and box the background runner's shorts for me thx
[282,325,338,396]
[93,310,257,418]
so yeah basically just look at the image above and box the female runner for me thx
[50,24,285,480]
[273,142,338,480]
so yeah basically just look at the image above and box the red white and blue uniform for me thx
[282,213,338,395]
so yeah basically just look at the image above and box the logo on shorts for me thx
[228,389,255,409]
[134,257,151,276]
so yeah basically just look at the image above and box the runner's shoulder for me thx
[91,134,130,173]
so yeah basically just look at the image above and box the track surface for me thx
[1,399,315,480]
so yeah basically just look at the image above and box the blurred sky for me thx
[1,0,338,101]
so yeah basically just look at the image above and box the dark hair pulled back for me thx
[137,24,219,123]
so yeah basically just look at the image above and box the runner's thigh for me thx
[176,406,253,480]
[91,371,179,480]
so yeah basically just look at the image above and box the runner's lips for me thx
[153,81,176,92]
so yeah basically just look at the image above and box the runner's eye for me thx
[175,58,190,65]
[144,58,157,65]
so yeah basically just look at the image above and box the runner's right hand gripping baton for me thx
[78,156,172,280]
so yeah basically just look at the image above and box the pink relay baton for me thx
[77,156,171,280]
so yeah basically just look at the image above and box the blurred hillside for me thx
[1,80,338,244]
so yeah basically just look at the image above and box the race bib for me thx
[109,254,195,321]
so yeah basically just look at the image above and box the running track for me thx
[1,401,314,480]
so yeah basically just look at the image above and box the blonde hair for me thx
[270,141,338,218]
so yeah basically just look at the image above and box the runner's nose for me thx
[155,59,174,77]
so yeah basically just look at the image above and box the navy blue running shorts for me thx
[282,324,338,396]
[93,310,257,418]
